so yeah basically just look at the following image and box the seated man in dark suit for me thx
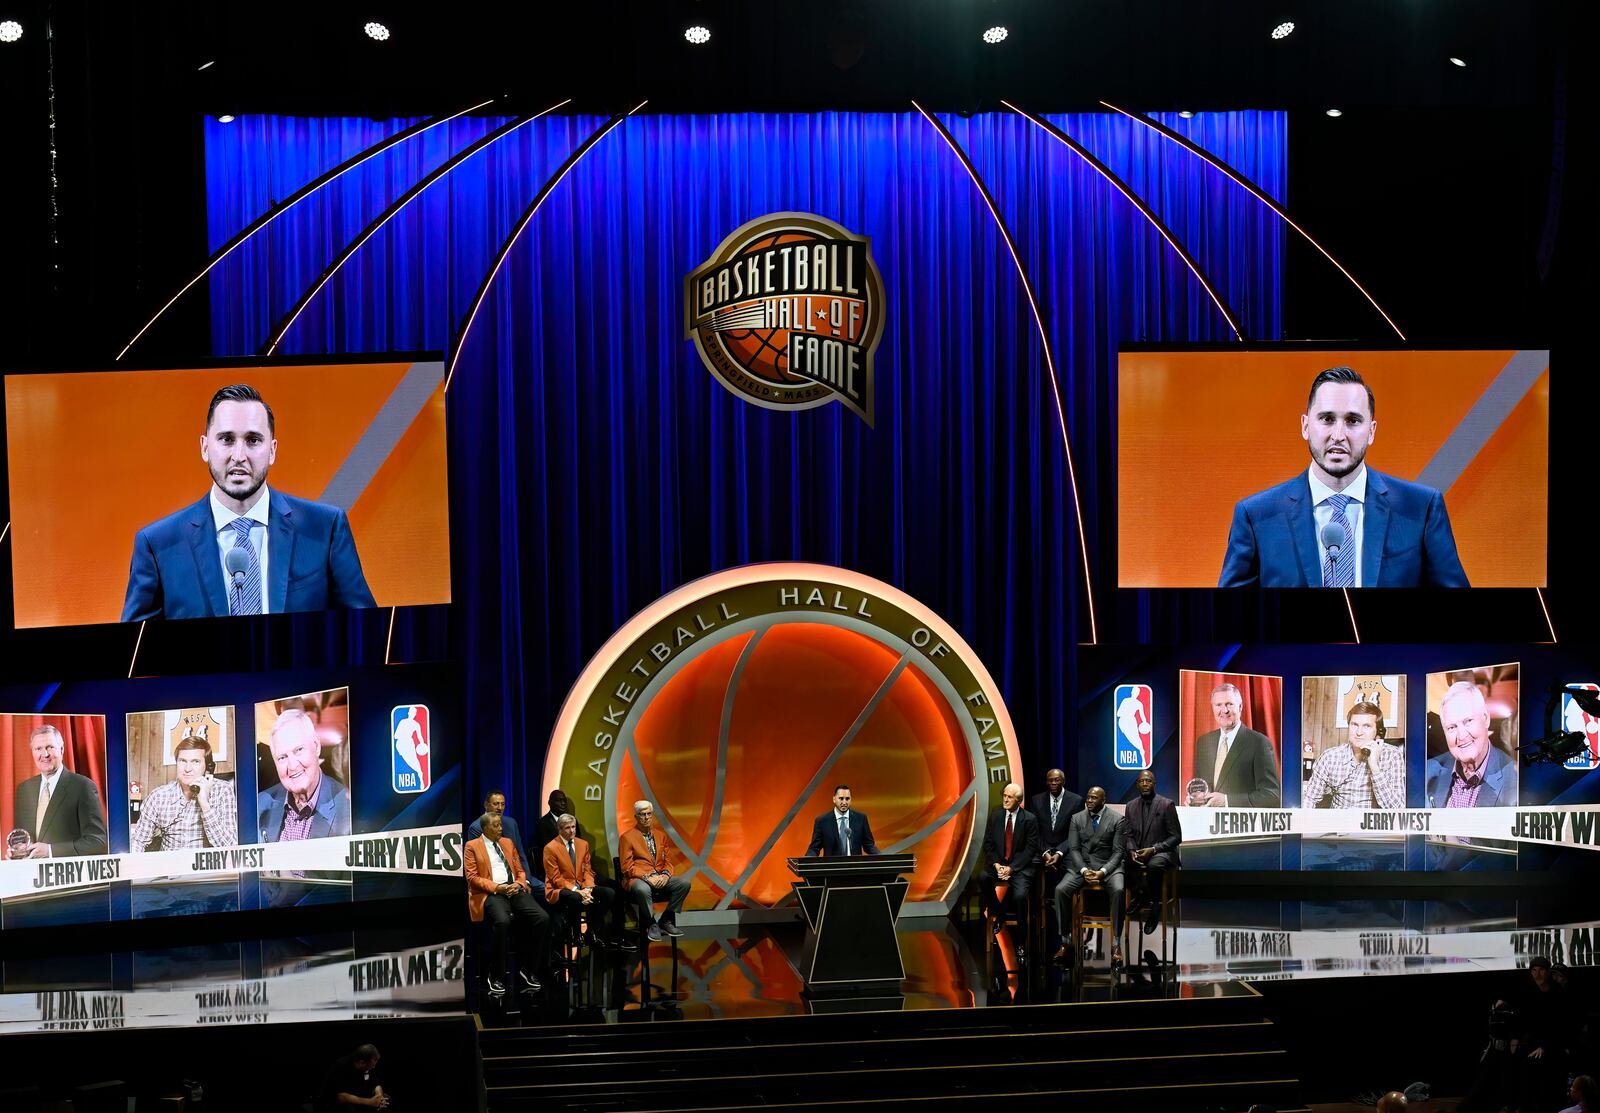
[122,383,375,621]
[805,784,879,856]
[1123,770,1182,935]
[1218,366,1469,588]
[1029,768,1084,895]
[7,724,108,859]
[466,788,530,869]
[1053,786,1126,966]
[978,782,1040,956]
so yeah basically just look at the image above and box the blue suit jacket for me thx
[1424,744,1517,809]
[122,490,376,621]
[257,774,352,842]
[805,810,879,856]
[1218,468,1469,588]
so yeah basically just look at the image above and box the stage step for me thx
[481,992,1304,1112]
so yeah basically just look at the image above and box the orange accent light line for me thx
[115,98,497,361]
[1341,588,1361,643]
[1002,101,1244,340]
[444,101,646,394]
[1536,587,1557,642]
[1099,100,1406,341]
[128,620,146,678]
[912,101,1099,645]
[385,606,398,664]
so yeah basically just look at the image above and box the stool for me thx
[982,879,1033,977]
[1070,878,1128,966]
[614,857,682,1011]
[1123,865,1179,966]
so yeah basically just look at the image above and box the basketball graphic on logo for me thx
[544,563,1021,919]
[685,213,884,425]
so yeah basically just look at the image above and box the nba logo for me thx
[392,705,432,793]
[1562,684,1600,771]
[1113,684,1154,770]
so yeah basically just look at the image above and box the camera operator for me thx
[1497,957,1575,1113]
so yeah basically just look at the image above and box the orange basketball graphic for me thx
[544,563,1021,920]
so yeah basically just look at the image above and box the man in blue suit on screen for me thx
[1217,367,1470,588]
[121,384,375,620]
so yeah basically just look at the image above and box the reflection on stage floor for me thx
[0,928,467,1036]
[483,900,1598,1026]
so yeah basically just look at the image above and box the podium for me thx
[787,853,915,995]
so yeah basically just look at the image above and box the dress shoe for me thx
[1143,908,1161,935]
[1110,949,1124,970]
[990,917,1003,937]
[517,969,541,993]
[1014,946,1027,967]
[1053,943,1071,965]
[485,976,506,998]
[646,924,664,942]
[661,921,686,938]
[617,935,637,952]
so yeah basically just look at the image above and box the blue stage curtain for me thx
[204,110,1284,804]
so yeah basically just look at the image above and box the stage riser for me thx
[484,1021,1281,1083]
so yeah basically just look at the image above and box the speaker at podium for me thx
[788,853,916,996]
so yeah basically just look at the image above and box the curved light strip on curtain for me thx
[1100,100,1406,341]
[1002,101,1244,340]
[911,101,1099,645]
[444,101,647,394]
[262,100,572,355]
[115,97,498,361]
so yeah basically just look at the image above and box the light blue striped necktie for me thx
[1322,494,1356,588]
[228,517,263,615]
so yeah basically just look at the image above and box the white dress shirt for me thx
[484,839,511,886]
[210,484,272,614]
[1307,465,1367,588]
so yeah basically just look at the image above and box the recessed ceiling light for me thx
[685,24,711,45]
[1325,108,1343,118]
[1449,56,1467,67]
[217,114,236,124]
[1178,111,1195,119]
[364,21,390,42]
[1271,21,1295,40]
[982,26,1009,45]
[0,20,23,44]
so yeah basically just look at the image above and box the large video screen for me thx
[0,664,461,928]
[1117,348,1549,588]
[4,357,451,628]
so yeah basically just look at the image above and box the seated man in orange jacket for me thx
[618,799,690,942]
[542,811,619,948]
[466,812,549,997]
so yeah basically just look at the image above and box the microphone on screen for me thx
[1320,519,1347,565]
[225,546,251,590]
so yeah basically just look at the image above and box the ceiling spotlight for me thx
[1271,21,1295,40]
[0,20,23,43]
[217,114,236,124]
[1325,108,1343,117]
[197,59,216,71]
[982,26,1009,45]
[1178,110,1195,119]
[1449,56,1467,67]
[363,21,390,42]
[685,25,711,45]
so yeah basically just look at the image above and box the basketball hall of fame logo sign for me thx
[543,563,1021,921]
[684,213,885,425]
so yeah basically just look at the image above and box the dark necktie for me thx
[1004,812,1014,859]
[566,840,576,873]
[1092,812,1100,835]
[837,815,849,855]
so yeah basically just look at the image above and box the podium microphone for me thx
[225,546,251,592]
[1320,518,1347,577]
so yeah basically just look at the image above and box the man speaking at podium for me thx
[805,784,878,856]
[122,384,376,621]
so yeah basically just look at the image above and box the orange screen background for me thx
[1117,350,1548,587]
[6,361,450,628]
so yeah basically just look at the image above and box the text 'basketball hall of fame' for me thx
[685,212,884,425]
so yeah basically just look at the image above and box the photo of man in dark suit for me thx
[1218,366,1469,588]
[1191,683,1282,807]
[805,784,878,857]
[8,724,108,859]
[121,383,376,621]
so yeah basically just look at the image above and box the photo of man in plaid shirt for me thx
[130,730,238,851]
[1303,701,1405,809]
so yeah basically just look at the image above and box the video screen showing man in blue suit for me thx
[121,384,376,621]
[1218,366,1470,588]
